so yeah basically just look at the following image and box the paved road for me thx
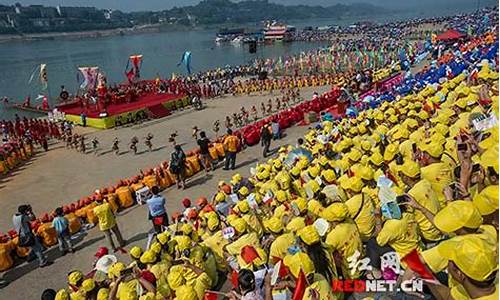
[0,86,329,298]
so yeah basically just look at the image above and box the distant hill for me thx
[0,0,387,34]
[164,0,386,25]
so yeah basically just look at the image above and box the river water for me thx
[0,6,481,120]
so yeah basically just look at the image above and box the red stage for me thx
[58,92,185,118]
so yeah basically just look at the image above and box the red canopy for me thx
[436,29,465,41]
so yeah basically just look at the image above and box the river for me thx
[0,6,482,120]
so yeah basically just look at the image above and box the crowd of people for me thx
[0,115,62,174]
[12,18,496,300]
[0,6,498,300]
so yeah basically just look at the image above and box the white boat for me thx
[230,36,244,45]
[264,22,287,41]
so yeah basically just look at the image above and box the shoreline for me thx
[0,25,164,43]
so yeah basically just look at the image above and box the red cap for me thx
[140,270,156,284]
[195,197,208,207]
[181,198,191,208]
[94,247,109,258]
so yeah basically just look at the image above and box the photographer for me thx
[12,205,50,268]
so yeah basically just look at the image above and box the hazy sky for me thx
[0,0,494,12]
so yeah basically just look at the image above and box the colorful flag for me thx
[401,249,436,281]
[292,270,307,300]
[241,245,261,264]
[40,64,48,90]
[177,51,192,75]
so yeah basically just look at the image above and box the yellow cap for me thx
[129,246,143,259]
[231,217,248,234]
[434,200,483,233]
[55,289,70,300]
[317,156,330,167]
[207,214,220,231]
[181,223,193,235]
[308,165,321,178]
[157,232,170,245]
[264,217,284,233]
[305,179,321,194]
[417,110,429,120]
[81,278,96,293]
[290,166,301,177]
[177,236,193,254]
[214,191,226,203]
[361,140,372,151]
[291,197,307,214]
[231,173,242,185]
[307,199,324,216]
[96,288,109,300]
[388,115,398,124]
[321,203,349,222]
[257,170,270,181]
[275,190,288,203]
[421,141,444,158]
[384,143,399,161]
[369,151,384,166]
[140,250,157,264]
[348,148,362,162]
[342,176,363,193]
[473,185,499,215]
[284,252,315,278]
[68,271,84,286]
[358,165,374,181]
[238,186,249,197]
[235,199,250,214]
[321,169,336,183]
[108,262,126,279]
[438,235,498,281]
[175,285,198,300]
[150,242,162,254]
[399,160,420,178]
[167,271,185,290]
[286,217,306,233]
[298,225,320,246]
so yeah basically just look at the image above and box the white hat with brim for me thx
[95,254,118,274]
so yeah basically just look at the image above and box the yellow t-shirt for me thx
[345,193,375,241]
[149,262,169,281]
[407,179,443,242]
[192,272,212,300]
[422,226,498,274]
[202,230,227,269]
[223,135,239,152]
[451,284,498,300]
[376,213,420,258]
[303,274,338,300]
[421,162,453,208]
[242,214,264,237]
[117,279,140,300]
[93,203,116,231]
[226,232,259,256]
[70,291,86,300]
[325,221,363,279]
[269,232,295,262]
[292,179,307,198]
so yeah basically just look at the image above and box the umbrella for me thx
[284,147,313,168]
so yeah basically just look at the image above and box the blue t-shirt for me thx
[52,216,68,234]
[147,195,166,217]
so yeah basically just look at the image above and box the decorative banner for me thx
[130,54,143,78]
[40,64,48,90]
[78,67,99,90]
[125,54,143,82]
